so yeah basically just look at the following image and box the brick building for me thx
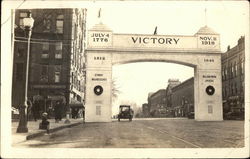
[142,103,150,117]
[12,9,87,118]
[171,77,194,117]
[166,79,181,107]
[147,89,167,117]
[165,79,181,117]
[221,36,245,119]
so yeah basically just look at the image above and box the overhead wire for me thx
[1,0,26,27]
[14,39,71,46]
[15,36,73,42]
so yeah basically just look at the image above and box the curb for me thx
[26,122,83,140]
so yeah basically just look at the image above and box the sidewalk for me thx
[12,118,83,145]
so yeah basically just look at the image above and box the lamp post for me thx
[17,11,34,133]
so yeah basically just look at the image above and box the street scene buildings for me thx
[12,9,87,120]
[142,37,245,120]
[221,36,245,120]
[6,3,246,155]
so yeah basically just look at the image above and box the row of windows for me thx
[40,65,61,83]
[222,60,244,80]
[14,64,61,83]
[72,12,86,70]
[15,41,63,59]
[41,42,62,59]
[71,72,84,92]
[19,12,64,33]
[222,82,244,98]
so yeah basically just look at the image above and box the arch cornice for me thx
[86,48,222,68]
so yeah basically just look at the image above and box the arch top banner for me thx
[87,23,221,52]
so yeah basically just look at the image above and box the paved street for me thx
[14,118,244,148]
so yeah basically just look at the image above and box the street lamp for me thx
[17,11,34,133]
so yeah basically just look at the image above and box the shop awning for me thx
[69,103,84,108]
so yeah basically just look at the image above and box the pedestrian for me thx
[27,99,33,121]
[32,100,40,121]
[72,108,78,119]
[54,100,61,122]
[59,101,63,121]
[47,104,53,119]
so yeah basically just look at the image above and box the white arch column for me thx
[194,61,223,121]
[85,23,113,122]
[85,51,113,122]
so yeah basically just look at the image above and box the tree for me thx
[112,79,120,102]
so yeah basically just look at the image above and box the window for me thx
[222,67,225,80]
[231,63,234,78]
[16,63,24,80]
[41,42,49,58]
[19,12,27,26]
[231,84,234,95]
[224,67,227,80]
[17,48,25,58]
[96,106,101,115]
[55,72,60,83]
[241,60,244,74]
[224,88,227,98]
[43,14,52,32]
[208,105,213,114]
[235,62,237,76]
[55,42,62,59]
[241,82,244,94]
[40,65,48,82]
[56,15,64,33]
[235,83,238,94]
[71,72,74,83]
[54,65,61,83]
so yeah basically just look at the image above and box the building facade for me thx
[171,77,194,117]
[221,36,245,119]
[166,79,181,105]
[147,89,167,117]
[165,79,181,117]
[142,103,150,117]
[12,9,87,118]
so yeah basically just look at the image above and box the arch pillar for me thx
[194,66,223,121]
[85,52,113,122]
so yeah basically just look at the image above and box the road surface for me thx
[14,118,244,148]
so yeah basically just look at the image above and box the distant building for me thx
[165,79,181,117]
[147,92,154,113]
[142,103,150,117]
[147,89,166,117]
[166,79,181,108]
[171,77,194,117]
[12,9,87,117]
[221,36,245,119]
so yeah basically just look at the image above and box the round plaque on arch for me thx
[94,85,103,96]
[206,85,215,96]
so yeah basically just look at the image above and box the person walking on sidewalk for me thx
[27,99,33,121]
[32,100,40,121]
[54,100,62,123]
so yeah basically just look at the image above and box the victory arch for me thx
[85,23,223,122]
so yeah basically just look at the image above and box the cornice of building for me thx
[172,77,194,91]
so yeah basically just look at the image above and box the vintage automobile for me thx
[118,105,134,121]
[187,112,194,119]
[224,107,244,120]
